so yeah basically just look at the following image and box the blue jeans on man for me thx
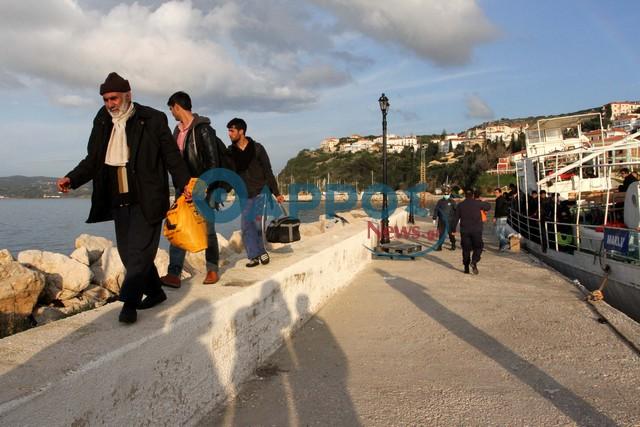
[495,217,509,250]
[241,194,267,260]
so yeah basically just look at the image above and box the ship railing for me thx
[507,208,640,264]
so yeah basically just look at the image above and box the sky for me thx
[0,0,639,176]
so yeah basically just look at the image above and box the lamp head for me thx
[378,93,390,114]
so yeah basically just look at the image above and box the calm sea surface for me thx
[0,199,380,255]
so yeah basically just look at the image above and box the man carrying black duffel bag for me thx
[227,118,285,267]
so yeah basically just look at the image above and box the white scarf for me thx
[105,102,135,166]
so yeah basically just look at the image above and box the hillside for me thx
[0,176,92,198]
[468,105,606,132]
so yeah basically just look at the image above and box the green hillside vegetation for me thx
[278,137,519,194]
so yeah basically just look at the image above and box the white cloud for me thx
[465,93,494,119]
[0,0,498,112]
[310,0,499,66]
[0,0,339,111]
[53,94,93,108]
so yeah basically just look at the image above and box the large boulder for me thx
[90,247,125,295]
[0,249,14,265]
[0,260,45,337]
[75,234,113,264]
[184,251,206,275]
[217,233,234,259]
[70,247,91,266]
[228,230,244,253]
[33,306,67,326]
[82,284,115,305]
[154,249,191,280]
[17,250,93,301]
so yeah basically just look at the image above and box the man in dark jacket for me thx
[160,92,229,288]
[455,189,491,274]
[57,72,190,324]
[432,186,457,251]
[493,188,509,251]
[618,168,638,192]
[227,118,284,267]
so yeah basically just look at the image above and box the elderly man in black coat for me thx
[57,72,190,324]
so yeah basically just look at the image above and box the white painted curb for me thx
[0,211,408,426]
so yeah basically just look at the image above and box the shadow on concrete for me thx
[0,264,220,425]
[376,267,616,426]
[206,291,361,426]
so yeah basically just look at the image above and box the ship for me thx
[507,113,640,321]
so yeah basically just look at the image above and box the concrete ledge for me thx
[0,211,407,426]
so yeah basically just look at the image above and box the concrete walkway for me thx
[204,223,640,426]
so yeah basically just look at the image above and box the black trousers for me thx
[113,204,163,305]
[437,221,456,248]
[461,231,483,266]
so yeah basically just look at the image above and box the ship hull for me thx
[521,239,640,322]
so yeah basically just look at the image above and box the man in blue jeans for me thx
[160,92,229,287]
[227,118,284,267]
[493,187,509,251]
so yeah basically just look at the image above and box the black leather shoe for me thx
[464,266,470,274]
[435,246,442,251]
[138,289,167,310]
[119,304,137,324]
[471,263,479,275]
[259,253,270,265]
[246,258,260,267]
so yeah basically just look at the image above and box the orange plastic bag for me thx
[163,179,207,252]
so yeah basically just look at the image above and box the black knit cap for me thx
[99,72,131,94]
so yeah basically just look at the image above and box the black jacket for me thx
[494,195,509,218]
[455,198,492,234]
[66,103,190,224]
[619,174,638,192]
[433,198,457,222]
[230,137,281,198]
[175,114,229,177]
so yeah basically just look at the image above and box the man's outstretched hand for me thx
[183,184,192,202]
[56,177,71,193]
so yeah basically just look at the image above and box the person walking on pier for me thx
[493,188,509,251]
[227,118,285,267]
[57,72,190,324]
[160,91,229,288]
[455,189,491,274]
[432,186,457,251]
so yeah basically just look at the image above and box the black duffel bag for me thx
[266,216,301,243]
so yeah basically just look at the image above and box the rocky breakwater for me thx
[0,231,247,338]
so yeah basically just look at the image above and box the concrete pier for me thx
[0,211,406,426]
[1,214,640,426]
[206,220,640,426]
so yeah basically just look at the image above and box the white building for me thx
[320,137,340,152]
[606,101,640,120]
[612,113,640,132]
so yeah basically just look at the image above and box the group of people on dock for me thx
[56,72,283,324]
[432,187,491,275]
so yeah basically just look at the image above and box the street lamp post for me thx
[379,93,390,244]
[408,142,415,224]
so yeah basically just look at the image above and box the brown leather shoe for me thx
[203,271,219,285]
[160,273,181,288]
